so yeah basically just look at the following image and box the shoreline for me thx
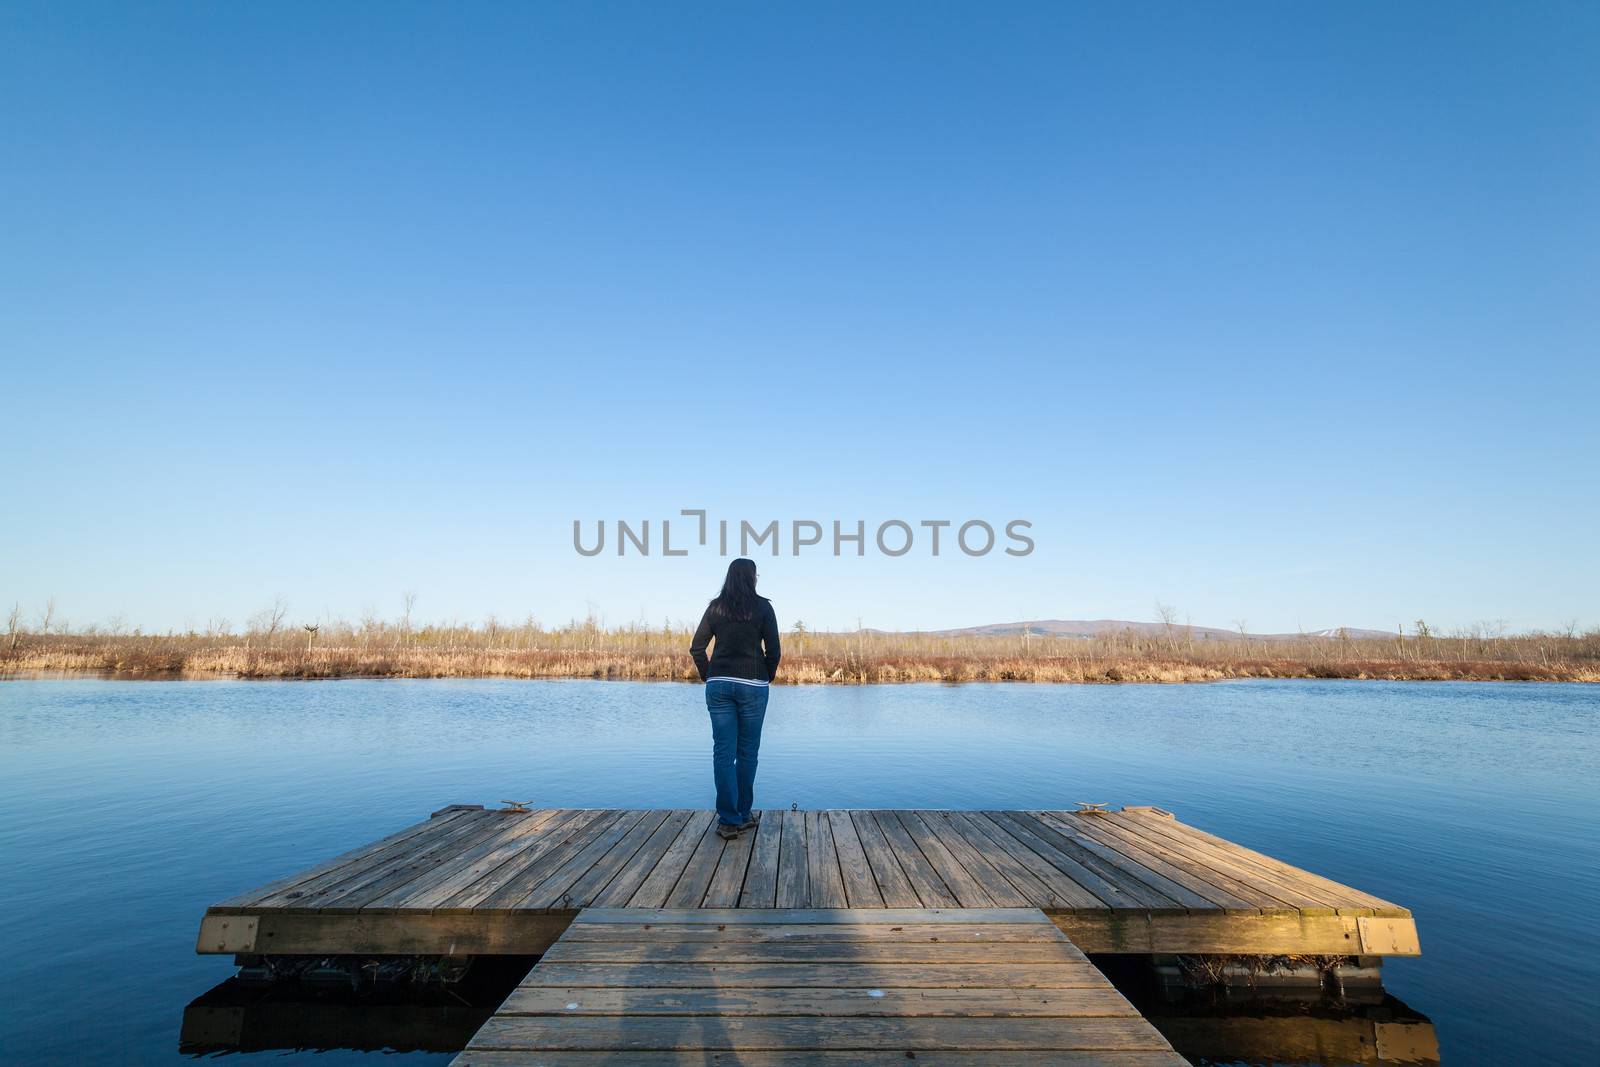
[3,658,1594,685]
[6,630,1596,685]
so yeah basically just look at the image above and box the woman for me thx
[690,558,781,839]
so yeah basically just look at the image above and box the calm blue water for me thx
[1,678,1596,1065]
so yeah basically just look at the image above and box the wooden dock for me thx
[198,805,1419,960]
[451,907,1187,1065]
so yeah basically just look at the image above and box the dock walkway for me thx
[450,906,1187,1066]
[198,805,1419,960]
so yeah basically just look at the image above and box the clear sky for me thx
[3,1,1596,636]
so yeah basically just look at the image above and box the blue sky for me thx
[3,1,1596,635]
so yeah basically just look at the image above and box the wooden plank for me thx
[520,962,1108,988]
[942,811,1064,907]
[477,810,629,910]
[1051,910,1379,955]
[775,809,809,907]
[702,815,757,907]
[206,907,1407,958]
[1017,813,1190,912]
[869,810,958,907]
[248,809,487,908]
[915,810,1032,907]
[365,809,566,909]
[825,809,883,908]
[499,985,1137,1017]
[540,941,1098,964]
[310,811,513,912]
[1118,810,1402,912]
[216,808,475,908]
[519,810,655,910]
[848,810,920,907]
[957,813,1107,910]
[1079,812,1300,911]
[1039,810,1260,912]
[664,815,728,908]
[591,809,694,907]
[219,909,571,956]
[627,812,715,908]
[401,809,587,910]
[892,811,997,907]
[465,1015,1175,1051]
[1102,811,1342,910]
[1095,812,1324,910]
[444,808,612,910]
[454,1053,1185,1066]
[986,812,1169,911]
[739,809,783,908]
[574,907,1050,924]
[560,922,1071,943]
[560,809,673,908]
[805,810,849,908]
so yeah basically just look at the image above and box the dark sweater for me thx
[690,599,781,683]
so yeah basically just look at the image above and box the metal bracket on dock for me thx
[1075,801,1111,814]
[498,800,532,813]
[197,914,259,954]
[1357,916,1422,955]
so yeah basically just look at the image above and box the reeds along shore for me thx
[3,621,1598,683]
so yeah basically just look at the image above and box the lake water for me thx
[1,677,1596,1065]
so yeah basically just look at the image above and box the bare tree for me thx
[359,603,380,650]
[245,596,289,649]
[303,622,319,652]
[1155,601,1178,651]
[400,591,417,648]
[39,597,57,636]
[6,602,20,651]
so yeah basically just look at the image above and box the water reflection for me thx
[179,958,533,1056]
[1100,956,1440,1066]
[1144,996,1439,1067]
[180,954,1436,1065]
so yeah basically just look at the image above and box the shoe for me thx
[735,816,759,832]
[716,823,742,840]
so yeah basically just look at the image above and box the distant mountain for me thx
[865,619,1397,641]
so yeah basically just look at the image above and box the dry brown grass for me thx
[3,620,1597,683]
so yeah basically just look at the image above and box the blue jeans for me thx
[705,680,768,826]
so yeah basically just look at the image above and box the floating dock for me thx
[198,805,1420,1063]
[198,805,1420,960]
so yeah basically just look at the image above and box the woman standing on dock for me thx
[690,558,781,840]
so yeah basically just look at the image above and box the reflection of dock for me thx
[196,804,1421,1064]
[198,805,1420,959]
[179,958,534,1055]
[1144,997,1440,1065]
[181,994,490,1055]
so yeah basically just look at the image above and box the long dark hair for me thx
[709,558,762,621]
